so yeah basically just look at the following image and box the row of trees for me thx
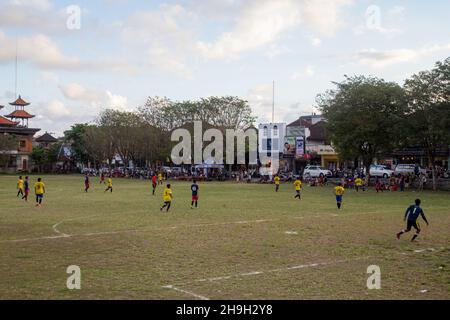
[319,57,450,190]
[65,96,255,168]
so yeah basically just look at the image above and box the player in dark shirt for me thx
[191,180,199,209]
[396,199,429,242]
[84,175,90,193]
[22,176,30,201]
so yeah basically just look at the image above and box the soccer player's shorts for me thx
[336,195,343,202]
[36,194,44,199]
[164,201,171,205]
[406,220,420,232]
[192,195,199,201]
[152,183,157,188]
[25,189,29,196]
[296,190,300,194]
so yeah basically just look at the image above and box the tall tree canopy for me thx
[138,96,255,130]
[318,75,408,175]
[403,57,450,190]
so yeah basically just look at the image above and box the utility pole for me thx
[272,80,275,123]
[15,36,18,99]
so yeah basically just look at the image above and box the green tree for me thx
[318,75,408,176]
[138,96,255,130]
[0,134,18,169]
[64,124,92,164]
[403,57,450,190]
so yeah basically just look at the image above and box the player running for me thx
[104,176,113,193]
[34,177,45,207]
[17,176,24,198]
[158,172,163,185]
[100,172,105,184]
[294,177,302,200]
[160,184,173,212]
[355,176,365,192]
[22,176,30,201]
[152,174,157,195]
[396,199,429,242]
[191,180,199,209]
[84,174,90,193]
[274,175,281,192]
[334,183,345,210]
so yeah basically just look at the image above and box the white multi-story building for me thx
[258,123,286,154]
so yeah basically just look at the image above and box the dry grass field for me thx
[0,175,449,299]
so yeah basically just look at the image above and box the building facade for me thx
[0,96,40,172]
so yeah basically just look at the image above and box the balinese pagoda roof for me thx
[9,95,30,106]
[0,115,19,126]
[36,132,58,143]
[6,110,35,119]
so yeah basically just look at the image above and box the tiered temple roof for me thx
[3,95,35,127]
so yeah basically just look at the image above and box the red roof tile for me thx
[0,116,18,126]
[5,110,35,119]
[9,95,30,106]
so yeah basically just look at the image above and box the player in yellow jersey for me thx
[34,177,46,207]
[104,176,113,193]
[17,176,24,198]
[334,183,345,209]
[160,184,173,212]
[274,175,281,192]
[158,172,163,185]
[354,176,365,192]
[294,177,302,200]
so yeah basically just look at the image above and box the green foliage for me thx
[403,57,450,190]
[317,75,408,169]
[63,124,92,164]
[138,96,255,130]
[31,143,61,171]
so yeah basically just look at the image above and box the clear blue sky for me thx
[1,0,449,135]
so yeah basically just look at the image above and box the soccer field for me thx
[0,175,449,300]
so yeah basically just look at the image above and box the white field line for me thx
[164,256,371,288]
[162,285,210,300]
[0,218,275,244]
[162,257,371,299]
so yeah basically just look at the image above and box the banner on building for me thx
[283,136,295,158]
[296,136,304,158]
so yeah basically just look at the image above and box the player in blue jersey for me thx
[396,199,429,242]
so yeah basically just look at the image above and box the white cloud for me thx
[355,44,450,68]
[309,36,322,47]
[291,66,315,80]
[59,83,129,115]
[147,47,193,79]
[247,85,274,122]
[300,0,353,37]
[45,100,71,119]
[119,4,195,78]
[0,32,85,70]
[35,71,59,87]
[197,0,352,59]
[388,6,406,19]
[0,0,67,31]
[197,0,302,59]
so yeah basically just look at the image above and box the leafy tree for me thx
[403,57,450,190]
[64,124,92,164]
[0,134,18,169]
[138,96,255,130]
[318,75,408,176]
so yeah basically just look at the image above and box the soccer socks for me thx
[411,234,419,242]
[337,202,341,209]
